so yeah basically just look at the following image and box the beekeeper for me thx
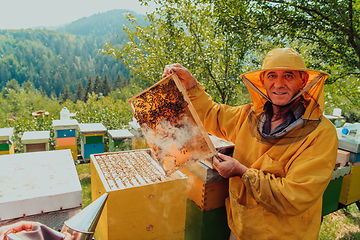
[163,48,338,240]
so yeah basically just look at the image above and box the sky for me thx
[0,0,158,29]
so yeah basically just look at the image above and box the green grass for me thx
[75,162,360,239]
[75,163,92,208]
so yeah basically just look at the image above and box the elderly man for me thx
[163,48,337,240]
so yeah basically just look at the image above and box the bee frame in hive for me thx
[91,150,187,240]
[127,72,216,176]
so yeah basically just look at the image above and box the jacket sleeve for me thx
[241,119,338,216]
[186,83,247,144]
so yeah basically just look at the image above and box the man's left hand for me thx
[213,153,248,178]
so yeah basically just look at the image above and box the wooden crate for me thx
[322,177,343,216]
[79,123,107,160]
[0,144,14,155]
[91,150,187,240]
[127,73,216,175]
[185,198,230,240]
[339,164,360,205]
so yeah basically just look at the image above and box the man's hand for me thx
[213,153,248,178]
[163,63,198,90]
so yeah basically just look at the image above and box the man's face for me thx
[261,70,308,106]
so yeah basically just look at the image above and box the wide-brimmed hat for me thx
[240,48,329,110]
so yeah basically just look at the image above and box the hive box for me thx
[339,163,360,205]
[337,128,360,164]
[322,165,351,216]
[182,135,233,240]
[53,119,79,160]
[91,150,187,240]
[108,129,134,152]
[79,123,107,160]
[0,128,14,155]
[21,131,50,153]
[0,150,82,231]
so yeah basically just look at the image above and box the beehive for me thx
[21,131,50,153]
[108,129,134,152]
[337,128,360,164]
[53,119,79,159]
[128,72,216,175]
[339,163,360,205]
[91,150,187,240]
[0,128,14,155]
[322,165,351,216]
[182,135,234,240]
[0,149,82,231]
[79,123,107,160]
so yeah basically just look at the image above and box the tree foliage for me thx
[103,0,256,105]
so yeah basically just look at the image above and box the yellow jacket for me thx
[187,83,338,240]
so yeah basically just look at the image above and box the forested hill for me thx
[0,9,146,97]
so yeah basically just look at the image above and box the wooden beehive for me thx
[21,131,50,153]
[53,119,79,159]
[79,123,107,160]
[339,163,360,205]
[0,128,14,155]
[108,129,134,152]
[91,150,187,240]
[127,73,216,176]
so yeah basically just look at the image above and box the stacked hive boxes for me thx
[21,131,50,153]
[53,119,79,160]
[322,164,351,216]
[0,128,14,155]
[0,150,82,231]
[91,149,187,240]
[336,128,360,205]
[181,135,233,240]
[79,123,107,161]
[108,129,134,152]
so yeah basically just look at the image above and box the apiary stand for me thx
[0,149,82,231]
[91,150,187,240]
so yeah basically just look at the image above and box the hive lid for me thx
[21,131,50,144]
[127,73,216,176]
[0,149,82,221]
[0,127,14,141]
[108,129,134,139]
[52,119,79,129]
[337,128,360,153]
[79,123,107,134]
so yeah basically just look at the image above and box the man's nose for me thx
[273,77,286,88]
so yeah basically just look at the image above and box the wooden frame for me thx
[127,73,216,175]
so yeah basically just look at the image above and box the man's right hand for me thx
[163,64,198,90]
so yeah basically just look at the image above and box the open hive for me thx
[127,73,216,176]
[91,150,187,240]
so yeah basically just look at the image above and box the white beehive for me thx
[0,149,82,230]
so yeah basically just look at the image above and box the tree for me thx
[62,84,72,103]
[113,73,122,90]
[103,1,256,105]
[93,74,102,95]
[212,0,360,109]
[102,73,111,97]
[75,82,84,102]
[84,76,93,102]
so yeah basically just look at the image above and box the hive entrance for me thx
[128,73,216,175]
